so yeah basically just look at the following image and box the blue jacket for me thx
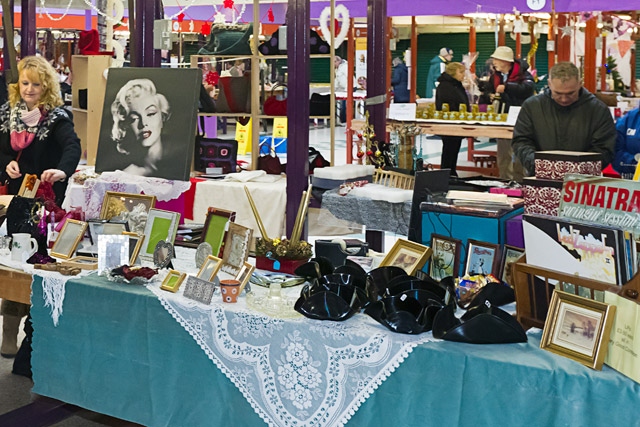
[614,108,640,175]
[391,63,409,103]
[425,55,446,99]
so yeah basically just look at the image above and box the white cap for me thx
[439,47,453,57]
[491,46,514,62]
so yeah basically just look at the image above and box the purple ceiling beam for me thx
[285,0,310,240]
[367,0,386,144]
[21,0,35,57]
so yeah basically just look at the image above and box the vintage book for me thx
[523,214,627,285]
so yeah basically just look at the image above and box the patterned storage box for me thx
[534,150,602,181]
[523,177,563,216]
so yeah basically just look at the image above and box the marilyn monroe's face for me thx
[126,96,164,148]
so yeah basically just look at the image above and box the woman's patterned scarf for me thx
[9,101,48,151]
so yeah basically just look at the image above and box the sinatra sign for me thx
[558,174,640,233]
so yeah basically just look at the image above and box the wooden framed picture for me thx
[160,270,187,293]
[235,261,255,294]
[99,191,157,235]
[123,232,145,265]
[196,255,223,282]
[60,255,98,270]
[221,222,253,275]
[428,234,462,280]
[139,208,181,261]
[202,207,236,258]
[51,219,88,259]
[499,245,525,286]
[464,239,500,277]
[380,238,432,276]
[97,234,130,273]
[540,290,616,370]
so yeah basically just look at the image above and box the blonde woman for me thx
[0,56,80,376]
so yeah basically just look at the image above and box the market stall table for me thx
[29,273,640,427]
[0,265,32,305]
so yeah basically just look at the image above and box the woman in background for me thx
[435,62,470,176]
[0,55,81,376]
[391,57,409,103]
[111,78,171,177]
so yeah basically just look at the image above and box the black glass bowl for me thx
[334,264,368,291]
[294,281,366,321]
[364,295,427,334]
[365,266,408,302]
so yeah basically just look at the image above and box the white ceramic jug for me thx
[11,233,38,262]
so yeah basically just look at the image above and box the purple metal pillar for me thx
[366,0,387,139]
[20,0,35,57]
[2,0,14,72]
[286,0,310,239]
[85,9,92,30]
[133,0,162,67]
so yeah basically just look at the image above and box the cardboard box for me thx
[523,177,564,216]
[534,150,602,181]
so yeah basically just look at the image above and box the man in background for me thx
[334,56,348,124]
[512,62,615,175]
[425,47,452,99]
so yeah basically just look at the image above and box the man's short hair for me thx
[549,62,580,83]
[444,62,465,77]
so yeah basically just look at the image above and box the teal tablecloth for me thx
[30,274,640,427]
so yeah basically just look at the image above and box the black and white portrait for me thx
[95,68,201,181]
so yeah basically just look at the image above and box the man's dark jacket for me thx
[512,87,615,174]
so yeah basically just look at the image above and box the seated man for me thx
[512,62,615,175]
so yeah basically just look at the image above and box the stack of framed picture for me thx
[427,233,524,285]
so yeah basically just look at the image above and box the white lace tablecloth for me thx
[146,281,435,427]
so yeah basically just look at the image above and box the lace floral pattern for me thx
[147,283,435,427]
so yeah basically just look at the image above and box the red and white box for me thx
[534,150,602,181]
[523,177,564,217]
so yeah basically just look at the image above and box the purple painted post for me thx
[20,0,35,57]
[367,0,387,142]
[133,0,161,67]
[85,9,92,30]
[286,0,310,240]
[2,0,14,72]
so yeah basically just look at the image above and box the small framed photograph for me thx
[380,238,432,276]
[160,270,187,293]
[202,207,236,257]
[221,222,253,275]
[97,234,130,273]
[60,255,99,270]
[51,219,88,259]
[499,245,525,286]
[464,239,500,277]
[196,255,223,282]
[429,234,462,280]
[183,275,216,304]
[235,261,255,294]
[123,232,145,265]
[87,219,129,244]
[99,191,157,235]
[18,174,40,198]
[139,208,181,261]
[540,290,616,370]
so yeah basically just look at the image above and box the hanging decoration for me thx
[223,0,235,9]
[82,0,126,25]
[318,4,350,49]
[267,6,275,23]
[38,0,74,21]
[617,40,634,58]
[177,13,185,23]
[201,22,212,37]
[611,16,634,39]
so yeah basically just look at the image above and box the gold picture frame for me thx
[235,261,255,294]
[123,231,145,265]
[160,270,187,293]
[99,191,157,235]
[540,290,616,370]
[51,219,88,259]
[196,255,223,282]
[17,174,40,198]
[380,238,432,276]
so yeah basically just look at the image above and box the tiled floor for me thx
[0,122,496,426]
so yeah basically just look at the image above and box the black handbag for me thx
[257,144,284,175]
[309,93,331,116]
[6,195,48,255]
[198,23,253,55]
[194,117,238,174]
